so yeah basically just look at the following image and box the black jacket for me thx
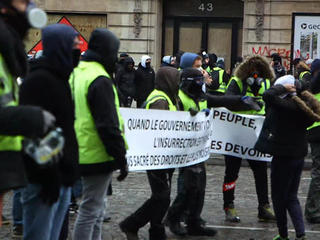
[116,57,136,99]
[19,57,79,187]
[78,29,127,176]
[19,24,80,188]
[135,63,155,103]
[308,72,320,142]
[255,85,318,157]
[0,17,44,192]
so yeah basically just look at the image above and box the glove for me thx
[117,164,128,181]
[201,108,210,117]
[241,96,262,111]
[189,108,199,117]
[42,110,56,134]
[39,183,60,205]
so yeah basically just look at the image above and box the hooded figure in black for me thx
[0,0,55,225]
[120,67,180,240]
[19,24,80,239]
[116,56,136,107]
[165,68,217,237]
[134,55,155,107]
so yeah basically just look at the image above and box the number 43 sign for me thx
[198,2,214,12]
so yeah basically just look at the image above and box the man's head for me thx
[87,28,120,74]
[311,59,320,77]
[180,52,201,69]
[141,55,151,68]
[42,24,79,74]
[180,67,205,100]
[0,0,47,38]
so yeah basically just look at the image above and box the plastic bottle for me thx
[24,128,65,165]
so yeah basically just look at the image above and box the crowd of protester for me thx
[2,1,320,240]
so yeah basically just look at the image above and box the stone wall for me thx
[29,0,163,68]
[243,0,320,70]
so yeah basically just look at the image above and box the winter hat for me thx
[162,55,172,64]
[311,59,320,75]
[141,55,151,68]
[180,52,199,69]
[217,59,225,69]
[274,75,296,98]
[120,53,129,58]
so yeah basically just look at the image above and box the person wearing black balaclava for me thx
[72,28,128,240]
[166,68,217,237]
[116,56,136,107]
[19,24,81,240]
[134,55,155,107]
[0,0,56,227]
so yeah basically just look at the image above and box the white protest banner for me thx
[120,108,213,171]
[210,108,272,161]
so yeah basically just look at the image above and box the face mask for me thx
[72,49,81,68]
[145,62,151,68]
[2,2,47,39]
[247,72,264,86]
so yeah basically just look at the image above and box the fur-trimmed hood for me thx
[292,90,320,122]
[234,55,275,82]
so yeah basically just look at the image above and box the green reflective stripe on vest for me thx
[145,89,177,111]
[72,61,126,165]
[230,76,270,115]
[205,66,211,73]
[308,93,320,130]
[0,54,22,151]
[178,90,207,111]
[299,71,311,80]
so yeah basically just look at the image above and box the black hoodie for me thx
[19,24,79,189]
[116,57,136,99]
[79,28,127,175]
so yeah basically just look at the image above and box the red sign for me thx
[28,16,88,57]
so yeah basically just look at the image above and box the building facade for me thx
[29,0,320,70]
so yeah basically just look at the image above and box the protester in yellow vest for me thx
[72,29,128,240]
[305,59,320,223]
[166,68,217,237]
[0,0,54,227]
[120,67,180,240]
[223,55,276,223]
[293,58,312,83]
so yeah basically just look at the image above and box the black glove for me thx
[241,96,262,111]
[39,181,60,205]
[201,108,210,116]
[117,164,128,181]
[189,108,199,116]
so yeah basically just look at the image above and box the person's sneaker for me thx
[119,221,139,240]
[167,219,187,236]
[187,225,217,236]
[103,216,111,223]
[1,215,10,225]
[258,204,276,222]
[225,204,240,222]
[69,203,79,215]
[273,234,289,240]
[12,224,23,238]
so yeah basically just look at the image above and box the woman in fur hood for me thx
[255,75,320,240]
[222,55,276,223]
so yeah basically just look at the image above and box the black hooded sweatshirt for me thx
[116,57,136,99]
[78,28,127,176]
[19,24,79,189]
[0,17,44,192]
[135,62,155,106]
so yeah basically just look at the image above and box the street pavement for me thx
[1,164,320,240]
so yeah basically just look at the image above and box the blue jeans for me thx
[22,184,71,240]
[13,188,23,226]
